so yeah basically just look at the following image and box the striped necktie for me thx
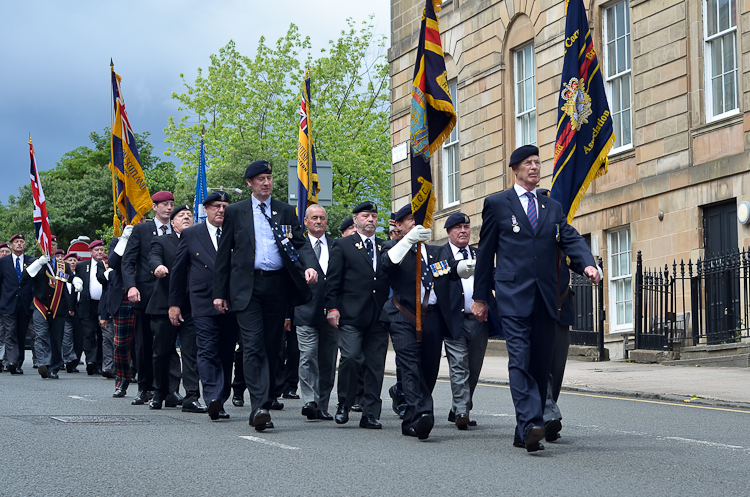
[524,192,538,232]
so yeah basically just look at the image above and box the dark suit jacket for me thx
[293,235,335,328]
[0,254,35,316]
[325,233,390,329]
[121,220,160,309]
[22,260,75,316]
[75,259,105,319]
[442,242,479,340]
[146,232,181,316]
[380,241,456,332]
[213,197,316,312]
[170,222,218,318]
[473,188,594,320]
[98,238,126,319]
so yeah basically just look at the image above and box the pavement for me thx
[384,349,750,410]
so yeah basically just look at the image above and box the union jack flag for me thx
[29,140,52,257]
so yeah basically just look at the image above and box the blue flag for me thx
[194,137,208,225]
[296,72,320,228]
[551,0,615,222]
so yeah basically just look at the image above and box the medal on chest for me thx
[511,215,520,233]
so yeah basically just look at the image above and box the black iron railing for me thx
[569,257,606,360]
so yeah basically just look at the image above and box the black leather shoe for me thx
[86,363,95,375]
[403,427,418,437]
[38,364,48,378]
[217,410,230,420]
[165,392,182,408]
[7,363,17,374]
[268,399,284,410]
[514,438,544,451]
[264,421,274,429]
[113,388,127,398]
[66,361,79,373]
[524,425,545,453]
[414,413,433,440]
[397,404,407,419]
[282,390,300,399]
[544,418,562,442]
[448,410,456,423]
[301,402,318,420]
[48,371,59,379]
[182,401,208,413]
[131,390,151,405]
[334,405,349,424]
[251,409,271,431]
[208,399,222,420]
[359,414,382,429]
[232,393,244,407]
[316,410,333,421]
[455,413,470,430]
[350,404,363,412]
[15,368,23,375]
[149,397,164,410]
[101,369,115,379]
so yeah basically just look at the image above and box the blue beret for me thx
[203,190,231,205]
[393,204,412,222]
[509,145,539,168]
[245,160,272,178]
[339,217,354,232]
[352,201,377,214]
[170,204,191,221]
[444,212,470,229]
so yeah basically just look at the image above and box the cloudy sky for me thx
[0,0,390,204]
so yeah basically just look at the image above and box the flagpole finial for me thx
[110,58,114,68]
[201,125,206,137]
[28,132,31,144]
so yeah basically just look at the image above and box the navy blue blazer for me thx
[98,238,126,320]
[442,243,479,340]
[170,222,219,318]
[293,235,335,328]
[473,187,594,320]
[0,254,36,316]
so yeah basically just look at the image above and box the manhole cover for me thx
[50,416,148,424]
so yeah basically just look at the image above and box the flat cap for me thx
[64,252,80,261]
[509,144,539,168]
[393,204,413,222]
[352,201,377,214]
[88,240,105,250]
[203,190,231,205]
[339,217,354,232]
[151,191,175,203]
[9,233,25,242]
[245,160,272,178]
[444,212,470,230]
[170,204,191,221]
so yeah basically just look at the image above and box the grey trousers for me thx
[336,324,388,418]
[543,323,570,423]
[443,316,489,416]
[62,318,77,363]
[101,319,115,373]
[0,319,5,364]
[296,323,339,412]
[32,309,65,373]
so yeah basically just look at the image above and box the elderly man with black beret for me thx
[472,144,600,453]
[0,233,36,374]
[213,161,318,431]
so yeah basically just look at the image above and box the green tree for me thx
[165,17,391,235]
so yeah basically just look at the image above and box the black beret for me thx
[509,144,539,168]
[393,204,413,222]
[244,160,272,178]
[339,217,354,232]
[170,204,191,221]
[204,190,231,205]
[352,201,377,214]
[444,212,470,230]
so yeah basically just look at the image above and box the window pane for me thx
[617,300,625,325]
[517,81,524,113]
[525,46,533,78]
[624,300,633,324]
[625,33,631,70]
[723,32,735,74]
[529,111,536,145]
[719,0,730,32]
[711,39,722,77]
[622,109,632,146]
[608,42,616,75]
[619,253,630,275]
[707,0,717,36]
[724,70,736,111]
[624,276,632,298]
[622,73,631,107]
[617,38,626,73]
[607,7,615,44]
[612,78,621,113]
[525,79,534,110]
[620,230,629,252]
[616,1,625,37]
[713,75,724,115]
[613,113,621,149]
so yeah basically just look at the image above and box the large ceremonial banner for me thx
[551,0,615,222]
[296,71,320,228]
[29,139,52,257]
[194,131,208,225]
[110,61,151,235]
[409,0,456,229]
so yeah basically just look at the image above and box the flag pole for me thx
[415,241,422,340]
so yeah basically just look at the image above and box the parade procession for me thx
[2,0,610,456]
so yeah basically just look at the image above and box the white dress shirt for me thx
[357,232,377,271]
[89,260,103,300]
[206,221,220,251]
[308,234,329,274]
[514,183,538,218]
[449,241,474,313]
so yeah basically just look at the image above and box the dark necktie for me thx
[216,227,222,245]
[524,192,538,232]
[314,239,322,260]
[259,202,300,262]
[459,248,468,260]
[160,225,168,235]
[364,238,374,264]
[414,245,432,292]
[15,256,22,284]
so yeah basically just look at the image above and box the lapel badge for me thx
[272,211,278,216]
[355,241,363,250]
[511,215,520,233]
[153,231,157,236]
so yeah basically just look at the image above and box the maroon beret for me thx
[64,252,80,260]
[0,243,8,250]
[55,249,65,255]
[9,233,25,243]
[88,240,105,250]
[51,235,57,241]
[151,191,175,203]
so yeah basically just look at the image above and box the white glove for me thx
[121,225,134,240]
[388,225,432,264]
[26,255,50,277]
[114,235,130,256]
[457,259,476,278]
[103,268,113,281]
[72,277,83,293]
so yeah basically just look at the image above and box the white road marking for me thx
[583,424,750,452]
[68,395,96,402]
[239,436,300,450]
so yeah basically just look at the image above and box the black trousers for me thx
[236,272,288,416]
[388,309,444,430]
[151,314,200,403]
[194,314,238,406]
[272,328,300,397]
[231,341,245,395]
[5,298,32,368]
[336,322,389,418]
[80,312,102,366]
[133,309,154,391]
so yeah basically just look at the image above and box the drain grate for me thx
[50,415,149,424]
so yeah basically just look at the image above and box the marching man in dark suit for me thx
[76,240,110,376]
[170,192,237,418]
[213,162,318,432]
[148,204,202,412]
[441,212,489,430]
[326,202,390,429]
[472,144,600,452]
[295,204,338,421]
[0,234,36,374]
[380,205,475,440]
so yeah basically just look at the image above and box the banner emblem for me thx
[560,78,592,132]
